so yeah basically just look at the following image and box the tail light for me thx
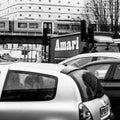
[79,103,93,120]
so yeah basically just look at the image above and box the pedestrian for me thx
[91,46,98,53]
[80,46,89,54]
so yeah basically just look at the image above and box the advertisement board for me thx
[50,33,85,63]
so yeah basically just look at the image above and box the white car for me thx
[0,62,113,120]
[59,52,120,68]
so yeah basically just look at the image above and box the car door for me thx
[104,63,120,116]
[82,63,120,116]
[0,70,59,120]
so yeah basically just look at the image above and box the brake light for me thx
[79,103,93,120]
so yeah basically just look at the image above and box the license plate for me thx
[100,105,109,118]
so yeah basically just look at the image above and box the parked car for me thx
[59,52,120,68]
[1,53,18,62]
[79,59,120,119]
[0,62,113,120]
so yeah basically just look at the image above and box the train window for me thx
[29,23,38,29]
[0,22,5,28]
[18,23,27,28]
[57,24,70,30]
[71,25,80,30]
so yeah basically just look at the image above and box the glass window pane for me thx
[69,70,104,101]
[18,23,27,28]
[0,22,5,28]
[65,57,92,67]
[1,70,58,101]
[113,64,120,80]
[29,23,38,29]
[86,64,111,79]
[97,57,117,60]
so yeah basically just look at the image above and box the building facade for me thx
[0,0,84,21]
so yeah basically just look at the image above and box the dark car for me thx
[79,59,120,119]
[2,53,18,62]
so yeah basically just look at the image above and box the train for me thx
[0,19,80,35]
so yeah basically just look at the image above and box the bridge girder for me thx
[0,35,44,44]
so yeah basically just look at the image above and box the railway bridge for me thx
[0,32,44,44]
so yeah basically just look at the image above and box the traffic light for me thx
[81,20,86,42]
[88,25,94,43]
[43,28,48,45]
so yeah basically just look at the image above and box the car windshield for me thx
[1,70,58,101]
[63,57,92,67]
[69,70,104,102]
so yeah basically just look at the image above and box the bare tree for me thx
[114,0,119,34]
[82,0,119,32]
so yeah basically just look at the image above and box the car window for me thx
[113,64,120,80]
[69,70,104,102]
[96,44,119,52]
[97,57,117,61]
[65,57,92,68]
[1,70,58,101]
[85,64,111,80]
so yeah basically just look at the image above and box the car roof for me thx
[0,62,66,72]
[0,62,78,74]
[80,59,120,68]
[59,52,120,64]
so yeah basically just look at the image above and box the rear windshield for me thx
[1,70,58,101]
[63,57,92,67]
[69,70,104,102]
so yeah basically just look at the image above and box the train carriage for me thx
[13,20,42,33]
[0,19,80,34]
